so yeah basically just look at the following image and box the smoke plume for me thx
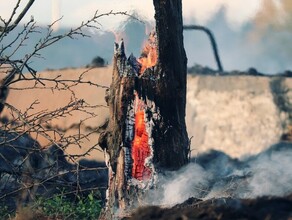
[145,142,292,206]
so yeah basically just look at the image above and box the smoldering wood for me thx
[152,0,189,169]
[99,0,189,218]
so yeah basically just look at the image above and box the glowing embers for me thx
[130,32,157,182]
[131,110,151,181]
[137,31,158,75]
[130,94,152,181]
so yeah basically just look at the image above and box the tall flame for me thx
[130,31,158,181]
[137,31,158,75]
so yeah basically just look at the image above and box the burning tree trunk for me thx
[99,0,189,218]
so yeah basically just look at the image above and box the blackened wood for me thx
[152,0,189,169]
[99,0,189,218]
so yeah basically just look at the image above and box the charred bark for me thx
[99,1,189,218]
[152,0,189,169]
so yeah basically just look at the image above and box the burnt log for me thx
[99,0,189,218]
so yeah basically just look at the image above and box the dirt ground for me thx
[126,194,292,220]
[3,66,292,161]
[2,67,292,219]
[2,67,111,161]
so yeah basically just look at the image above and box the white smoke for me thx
[246,148,292,197]
[147,143,292,206]
[161,163,210,205]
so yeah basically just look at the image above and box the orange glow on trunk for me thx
[137,32,158,75]
[131,31,157,181]
[131,110,151,181]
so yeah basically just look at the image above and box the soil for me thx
[126,194,292,220]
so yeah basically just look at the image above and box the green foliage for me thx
[34,191,102,220]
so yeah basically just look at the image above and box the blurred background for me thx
[1,3,292,213]
[1,0,292,74]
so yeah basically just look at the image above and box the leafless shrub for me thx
[0,0,134,213]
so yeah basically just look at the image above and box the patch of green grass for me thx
[34,191,102,220]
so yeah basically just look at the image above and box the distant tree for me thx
[91,56,106,67]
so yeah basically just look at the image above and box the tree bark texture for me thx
[98,0,189,218]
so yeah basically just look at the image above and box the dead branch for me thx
[0,0,35,34]
[183,25,224,72]
[0,1,139,212]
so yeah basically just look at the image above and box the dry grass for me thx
[13,207,47,220]
[2,67,112,161]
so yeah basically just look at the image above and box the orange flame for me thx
[131,93,151,181]
[137,31,158,75]
[131,31,158,180]
[131,110,151,180]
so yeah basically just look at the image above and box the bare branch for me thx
[0,3,138,213]
[0,0,35,34]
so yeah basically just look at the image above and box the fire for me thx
[131,93,151,181]
[131,110,151,180]
[137,31,158,75]
[130,31,158,181]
